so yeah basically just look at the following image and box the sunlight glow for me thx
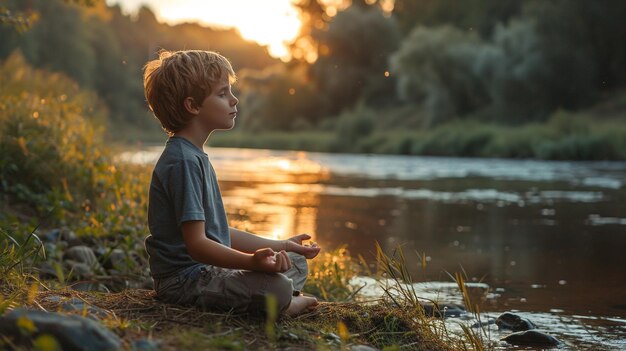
[107,0,301,59]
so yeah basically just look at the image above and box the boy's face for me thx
[195,75,239,132]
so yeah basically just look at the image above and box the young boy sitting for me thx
[142,50,320,316]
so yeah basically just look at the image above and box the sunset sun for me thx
[107,0,302,59]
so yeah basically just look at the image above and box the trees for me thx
[310,4,401,114]
[390,26,488,127]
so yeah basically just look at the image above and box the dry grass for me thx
[19,288,455,350]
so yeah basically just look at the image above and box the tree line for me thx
[1,0,625,149]
[239,0,626,132]
[0,0,277,134]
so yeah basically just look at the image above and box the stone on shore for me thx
[501,330,561,347]
[496,312,537,331]
[0,308,121,351]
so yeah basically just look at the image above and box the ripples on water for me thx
[119,147,626,349]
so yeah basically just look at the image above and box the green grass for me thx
[208,130,335,153]
[205,109,626,160]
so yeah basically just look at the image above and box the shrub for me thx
[0,52,108,214]
[0,52,149,234]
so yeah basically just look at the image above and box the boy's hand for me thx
[286,234,321,259]
[252,248,292,273]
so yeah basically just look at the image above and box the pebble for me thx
[41,296,110,319]
[350,345,379,351]
[0,308,121,351]
[501,330,561,347]
[421,303,466,318]
[132,339,160,351]
[64,246,101,269]
[496,312,537,331]
[324,332,341,342]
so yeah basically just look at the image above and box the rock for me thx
[350,345,379,351]
[37,262,59,279]
[496,312,537,331]
[60,228,82,247]
[41,227,81,246]
[141,277,154,290]
[65,261,94,279]
[64,246,101,269]
[323,332,341,342]
[0,308,121,351]
[132,339,160,351]
[421,303,466,318]
[41,228,62,242]
[41,296,110,319]
[501,330,561,347]
[103,249,132,272]
[71,282,110,293]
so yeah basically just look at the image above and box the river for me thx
[120,146,626,350]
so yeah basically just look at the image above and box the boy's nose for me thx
[231,95,239,106]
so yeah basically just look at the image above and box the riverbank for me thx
[0,224,476,350]
[207,110,626,160]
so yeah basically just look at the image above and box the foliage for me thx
[0,52,150,234]
[310,5,401,114]
[0,0,277,132]
[393,0,522,37]
[390,25,489,127]
[0,226,45,289]
[1,0,625,159]
[237,64,326,131]
[0,51,107,215]
[303,246,361,301]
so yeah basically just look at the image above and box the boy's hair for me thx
[143,50,236,135]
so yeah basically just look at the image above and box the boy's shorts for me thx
[153,252,308,314]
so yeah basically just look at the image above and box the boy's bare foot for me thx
[285,295,319,316]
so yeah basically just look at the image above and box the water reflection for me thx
[122,146,626,349]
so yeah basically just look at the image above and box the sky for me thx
[105,0,302,59]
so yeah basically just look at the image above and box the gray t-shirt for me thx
[145,136,230,278]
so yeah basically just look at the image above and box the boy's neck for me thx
[173,128,211,150]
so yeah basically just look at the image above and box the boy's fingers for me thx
[260,248,275,257]
[279,250,291,271]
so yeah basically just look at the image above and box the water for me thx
[120,147,626,349]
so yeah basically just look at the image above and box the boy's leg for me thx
[283,252,308,291]
[183,265,294,314]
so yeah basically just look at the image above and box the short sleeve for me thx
[163,158,206,226]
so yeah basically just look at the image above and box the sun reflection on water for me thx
[215,150,326,242]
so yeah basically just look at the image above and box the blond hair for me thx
[143,50,236,135]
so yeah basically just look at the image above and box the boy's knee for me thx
[247,272,294,314]
[286,252,309,291]
[270,273,294,312]
[289,253,308,276]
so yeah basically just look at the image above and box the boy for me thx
[143,50,320,316]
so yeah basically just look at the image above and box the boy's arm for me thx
[230,226,288,253]
[230,227,321,259]
[182,221,291,272]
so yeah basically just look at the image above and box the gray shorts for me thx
[153,252,308,314]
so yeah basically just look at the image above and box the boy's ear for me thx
[183,97,199,115]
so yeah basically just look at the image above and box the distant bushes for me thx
[213,107,626,160]
[0,53,104,212]
[0,53,148,234]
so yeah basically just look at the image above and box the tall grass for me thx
[0,218,49,280]
[303,246,362,301]
[374,242,489,350]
